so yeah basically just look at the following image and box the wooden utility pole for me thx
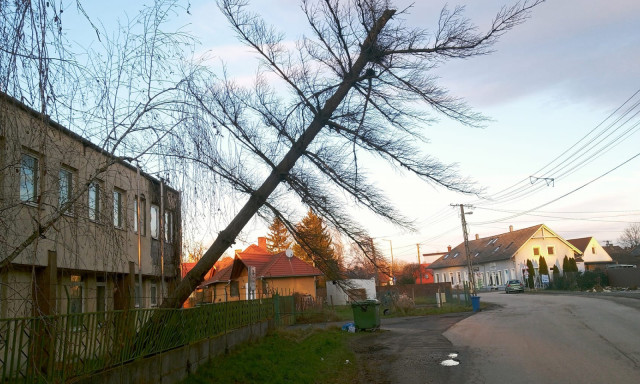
[452,204,475,295]
[416,244,422,285]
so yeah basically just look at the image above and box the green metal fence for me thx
[0,296,294,383]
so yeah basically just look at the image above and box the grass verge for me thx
[180,327,359,384]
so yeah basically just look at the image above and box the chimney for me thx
[447,245,452,252]
[235,249,241,256]
[509,225,513,232]
[258,237,267,250]
[475,234,479,240]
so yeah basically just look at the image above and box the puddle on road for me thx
[448,353,458,359]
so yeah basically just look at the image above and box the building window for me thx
[69,275,83,327]
[533,247,540,256]
[150,284,157,307]
[456,271,461,284]
[20,153,38,203]
[96,283,106,321]
[88,182,100,222]
[113,189,123,228]
[547,246,554,255]
[592,247,595,254]
[448,272,453,282]
[164,210,174,243]
[230,281,239,297]
[58,168,73,213]
[150,205,159,239]
[135,283,141,308]
[134,196,146,235]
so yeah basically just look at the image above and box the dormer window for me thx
[474,252,480,257]
[493,246,500,253]
[453,252,459,258]
[444,254,449,259]
[487,238,497,246]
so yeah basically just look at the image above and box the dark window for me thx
[547,246,554,255]
[230,281,240,297]
[533,247,540,256]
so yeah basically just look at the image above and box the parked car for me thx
[505,279,524,294]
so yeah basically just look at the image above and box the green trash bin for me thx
[351,299,381,330]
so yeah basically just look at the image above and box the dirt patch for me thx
[347,314,473,384]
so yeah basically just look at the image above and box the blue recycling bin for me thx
[471,296,481,312]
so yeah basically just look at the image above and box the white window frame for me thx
[20,153,39,203]
[88,182,100,222]
[113,189,124,228]
[59,167,74,215]
[150,204,159,239]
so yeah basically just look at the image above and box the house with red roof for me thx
[198,237,323,302]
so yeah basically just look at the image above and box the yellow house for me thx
[201,238,323,302]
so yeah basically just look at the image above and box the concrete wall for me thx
[72,321,270,384]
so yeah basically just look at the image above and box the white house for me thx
[429,224,582,290]
[326,278,376,305]
[567,237,613,271]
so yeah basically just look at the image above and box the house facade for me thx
[429,224,582,290]
[198,237,323,303]
[567,237,613,271]
[0,92,181,318]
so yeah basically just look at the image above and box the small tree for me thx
[526,259,535,289]
[562,255,570,274]
[538,256,549,276]
[266,217,291,253]
[569,257,579,272]
[292,209,341,279]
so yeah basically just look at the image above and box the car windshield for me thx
[508,280,520,284]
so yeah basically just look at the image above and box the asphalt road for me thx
[445,291,640,384]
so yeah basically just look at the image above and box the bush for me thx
[393,294,415,315]
[576,271,609,291]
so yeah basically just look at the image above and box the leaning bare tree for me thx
[165,0,544,308]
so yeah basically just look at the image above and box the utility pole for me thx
[452,204,475,295]
[383,239,394,284]
[369,237,378,286]
[416,244,422,285]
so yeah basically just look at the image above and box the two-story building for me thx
[429,224,582,290]
[0,91,181,318]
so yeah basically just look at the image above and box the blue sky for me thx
[65,0,640,262]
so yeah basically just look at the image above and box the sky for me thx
[65,0,640,264]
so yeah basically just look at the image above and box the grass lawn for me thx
[181,327,360,384]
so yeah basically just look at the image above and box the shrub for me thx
[576,271,609,291]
